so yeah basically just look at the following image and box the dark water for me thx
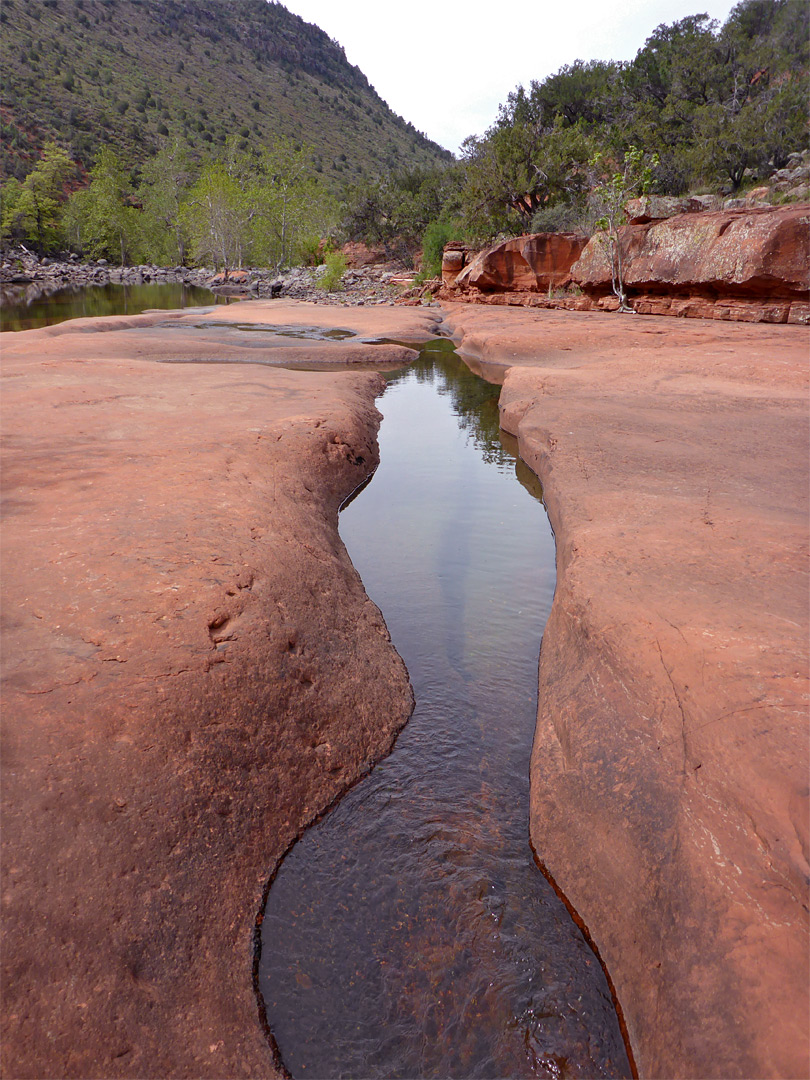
[0,281,228,331]
[259,341,631,1079]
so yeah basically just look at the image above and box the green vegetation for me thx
[0,0,450,183]
[7,135,335,269]
[1,0,806,273]
[0,142,76,251]
[320,251,348,291]
[456,0,808,240]
[420,219,459,279]
[340,165,465,267]
[589,146,659,310]
[62,146,139,264]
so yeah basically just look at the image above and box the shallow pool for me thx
[258,340,631,1079]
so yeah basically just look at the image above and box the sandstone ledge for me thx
[441,204,810,325]
[443,303,809,1079]
[0,303,438,1078]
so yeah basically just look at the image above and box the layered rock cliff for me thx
[571,203,809,322]
[442,203,809,324]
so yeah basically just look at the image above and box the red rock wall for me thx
[571,203,810,322]
[444,205,809,323]
[453,233,588,293]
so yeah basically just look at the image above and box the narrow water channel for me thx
[259,340,631,1079]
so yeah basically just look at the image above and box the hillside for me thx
[0,0,452,183]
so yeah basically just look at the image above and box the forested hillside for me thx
[0,0,450,183]
[1,0,806,275]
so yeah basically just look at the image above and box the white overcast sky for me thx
[280,0,740,154]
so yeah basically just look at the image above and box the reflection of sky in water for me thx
[260,346,631,1080]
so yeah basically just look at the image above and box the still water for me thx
[0,281,227,331]
[259,341,631,1079]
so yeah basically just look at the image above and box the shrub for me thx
[529,203,585,234]
[320,251,347,291]
[420,218,459,279]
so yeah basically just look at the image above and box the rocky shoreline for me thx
[0,248,426,310]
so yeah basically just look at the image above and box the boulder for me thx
[571,204,810,318]
[340,241,389,268]
[440,242,479,287]
[624,195,693,224]
[744,185,772,205]
[688,193,723,213]
[453,233,588,294]
[209,268,250,286]
[441,248,465,284]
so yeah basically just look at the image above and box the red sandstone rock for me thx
[442,302,810,1080]
[453,232,588,294]
[339,241,390,268]
[209,268,250,285]
[0,302,439,1078]
[441,247,465,286]
[571,204,810,311]
[450,205,809,323]
[441,242,479,287]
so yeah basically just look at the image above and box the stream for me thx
[8,290,631,1076]
[259,339,631,1079]
[0,281,227,331]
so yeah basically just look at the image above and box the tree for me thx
[0,178,24,248]
[617,4,808,193]
[1,142,75,253]
[618,15,727,193]
[588,146,658,312]
[461,114,594,238]
[249,137,334,271]
[63,147,139,264]
[180,162,244,274]
[530,60,620,129]
[255,137,317,270]
[137,139,194,264]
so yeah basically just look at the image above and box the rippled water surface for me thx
[259,340,631,1079]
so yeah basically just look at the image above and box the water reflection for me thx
[0,282,228,331]
[259,342,630,1079]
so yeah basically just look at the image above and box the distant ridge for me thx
[0,0,452,181]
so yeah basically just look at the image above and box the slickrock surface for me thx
[0,302,439,1078]
[443,303,809,1079]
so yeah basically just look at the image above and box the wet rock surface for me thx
[3,295,807,1078]
[443,303,810,1079]
[0,302,438,1078]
